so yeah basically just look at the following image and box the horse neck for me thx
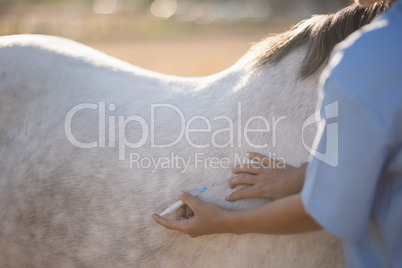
[186,46,322,166]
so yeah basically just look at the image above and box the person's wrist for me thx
[220,209,244,235]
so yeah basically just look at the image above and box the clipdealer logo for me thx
[64,101,338,168]
[302,101,338,167]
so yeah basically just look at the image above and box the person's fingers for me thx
[232,164,264,175]
[175,205,186,219]
[247,152,285,169]
[186,205,194,218]
[229,174,259,189]
[152,214,185,231]
[226,186,262,202]
[178,191,202,212]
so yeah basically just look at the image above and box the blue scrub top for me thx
[302,1,402,267]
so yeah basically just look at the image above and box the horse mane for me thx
[252,1,391,78]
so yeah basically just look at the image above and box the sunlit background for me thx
[0,0,348,76]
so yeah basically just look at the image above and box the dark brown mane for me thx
[253,1,391,78]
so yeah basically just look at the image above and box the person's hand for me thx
[226,152,307,202]
[152,191,231,238]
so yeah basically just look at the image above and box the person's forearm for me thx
[224,194,322,235]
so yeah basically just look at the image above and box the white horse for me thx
[0,3,388,268]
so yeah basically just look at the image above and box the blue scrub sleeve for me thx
[302,76,390,241]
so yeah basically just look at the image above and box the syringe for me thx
[157,187,208,217]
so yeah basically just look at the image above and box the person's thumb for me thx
[178,191,201,211]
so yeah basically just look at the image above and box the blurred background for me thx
[0,0,349,76]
